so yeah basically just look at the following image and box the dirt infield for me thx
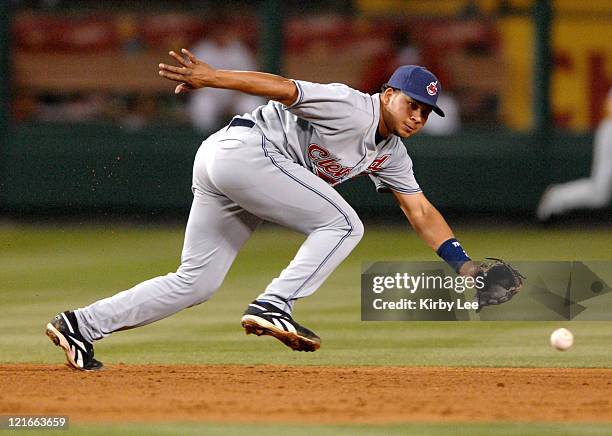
[1,364,611,423]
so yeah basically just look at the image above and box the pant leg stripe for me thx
[260,136,354,299]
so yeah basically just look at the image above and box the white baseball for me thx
[550,328,574,351]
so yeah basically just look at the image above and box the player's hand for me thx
[158,48,215,94]
[458,260,479,278]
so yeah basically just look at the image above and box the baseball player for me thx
[537,88,612,221]
[46,48,479,371]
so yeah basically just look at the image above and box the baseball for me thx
[550,328,574,351]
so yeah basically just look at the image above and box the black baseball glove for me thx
[474,258,525,312]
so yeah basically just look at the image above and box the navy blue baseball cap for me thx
[386,65,445,117]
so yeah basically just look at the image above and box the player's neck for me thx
[378,105,391,139]
[375,129,386,145]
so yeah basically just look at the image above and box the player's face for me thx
[381,89,432,138]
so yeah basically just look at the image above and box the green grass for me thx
[2,223,612,433]
[1,223,612,367]
[14,422,612,436]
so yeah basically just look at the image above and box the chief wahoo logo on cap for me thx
[426,81,438,96]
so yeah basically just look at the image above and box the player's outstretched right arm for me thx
[393,191,479,277]
[158,48,298,106]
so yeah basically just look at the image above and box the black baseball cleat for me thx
[241,300,321,352]
[46,311,103,371]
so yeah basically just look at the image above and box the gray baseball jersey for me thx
[74,80,423,343]
[245,80,422,194]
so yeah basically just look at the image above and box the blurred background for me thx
[2,0,612,390]
[0,0,610,222]
[2,4,612,413]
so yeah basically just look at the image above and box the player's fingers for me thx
[168,50,191,67]
[158,70,186,82]
[181,48,197,63]
[174,83,192,94]
[158,63,189,74]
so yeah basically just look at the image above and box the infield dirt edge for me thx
[2,364,611,423]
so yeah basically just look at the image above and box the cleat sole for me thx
[46,323,81,370]
[45,323,102,372]
[241,316,320,352]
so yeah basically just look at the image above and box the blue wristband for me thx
[436,238,470,273]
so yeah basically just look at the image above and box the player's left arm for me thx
[393,190,478,277]
[158,49,297,106]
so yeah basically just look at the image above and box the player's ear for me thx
[380,87,394,105]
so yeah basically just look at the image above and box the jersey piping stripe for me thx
[296,81,305,106]
[338,92,374,178]
[286,80,305,109]
[260,135,354,301]
[377,184,422,194]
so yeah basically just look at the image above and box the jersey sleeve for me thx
[368,142,422,194]
[286,80,376,135]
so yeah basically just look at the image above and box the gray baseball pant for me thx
[75,124,363,343]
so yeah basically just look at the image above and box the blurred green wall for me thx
[0,1,10,209]
[2,125,594,215]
